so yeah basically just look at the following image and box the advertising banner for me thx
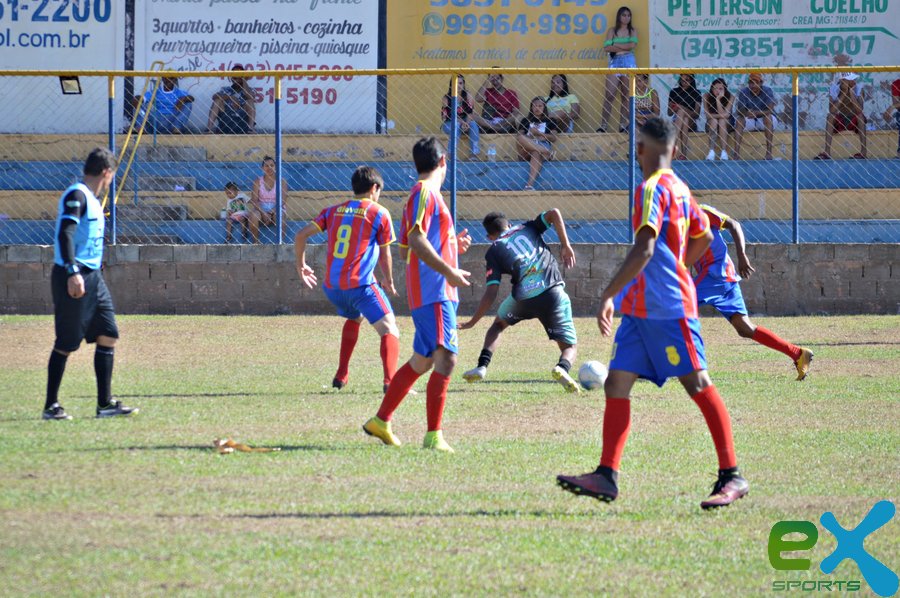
[386,0,650,132]
[135,0,380,133]
[650,0,900,129]
[0,0,123,133]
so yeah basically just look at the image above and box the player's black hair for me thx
[224,181,239,191]
[482,211,508,237]
[412,137,446,174]
[83,147,116,176]
[639,117,677,147]
[351,165,383,195]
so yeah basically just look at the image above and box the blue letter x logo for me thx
[820,500,898,597]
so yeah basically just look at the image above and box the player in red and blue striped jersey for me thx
[694,204,813,380]
[558,117,749,510]
[363,137,472,453]
[294,166,400,392]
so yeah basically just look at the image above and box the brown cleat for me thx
[700,473,749,510]
[557,467,618,503]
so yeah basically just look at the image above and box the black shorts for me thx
[52,265,119,352]
[496,284,577,345]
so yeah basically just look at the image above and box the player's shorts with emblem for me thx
[51,265,119,352]
[696,280,748,320]
[411,300,459,357]
[609,315,707,387]
[497,284,577,345]
[323,283,393,324]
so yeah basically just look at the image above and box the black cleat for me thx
[557,466,619,502]
[701,471,749,510]
[332,378,346,390]
[42,404,72,420]
[96,400,138,418]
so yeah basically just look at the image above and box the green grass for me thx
[0,314,898,596]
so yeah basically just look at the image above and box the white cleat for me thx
[463,366,487,382]
[552,366,581,393]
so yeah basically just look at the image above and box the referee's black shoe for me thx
[42,404,73,420]
[96,400,139,418]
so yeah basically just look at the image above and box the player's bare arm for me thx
[407,226,471,288]
[684,227,714,270]
[722,217,755,278]
[544,208,576,269]
[293,222,320,289]
[377,246,397,296]
[459,283,499,330]
[597,226,657,336]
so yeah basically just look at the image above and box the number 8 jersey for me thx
[312,199,395,290]
[484,212,563,301]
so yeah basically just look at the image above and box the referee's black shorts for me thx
[51,265,119,352]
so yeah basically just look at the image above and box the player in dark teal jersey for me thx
[43,148,137,420]
[459,209,580,392]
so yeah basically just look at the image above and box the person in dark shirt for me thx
[459,209,579,392]
[44,148,138,420]
[515,97,560,190]
[207,65,256,134]
[667,74,702,159]
[441,75,480,159]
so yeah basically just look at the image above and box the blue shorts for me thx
[609,316,707,387]
[412,300,459,357]
[323,283,393,324]
[696,280,748,320]
[609,52,637,71]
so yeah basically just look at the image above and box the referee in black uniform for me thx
[43,148,138,420]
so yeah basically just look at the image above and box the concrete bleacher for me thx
[1,132,898,244]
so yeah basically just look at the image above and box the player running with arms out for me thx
[363,137,472,453]
[294,165,401,393]
[459,209,580,392]
[43,148,138,420]
[694,204,813,380]
[557,117,749,510]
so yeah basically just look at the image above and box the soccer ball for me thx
[578,361,608,390]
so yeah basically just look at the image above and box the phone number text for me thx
[251,86,338,105]
[431,0,607,6]
[436,12,607,35]
[682,34,877,61]
[0,0,111,23]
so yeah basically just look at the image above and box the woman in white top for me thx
[545,74,581,133]
[249,155,288,243]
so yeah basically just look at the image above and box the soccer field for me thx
[1,314,898,596]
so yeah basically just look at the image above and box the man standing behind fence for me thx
[43,148,138,421]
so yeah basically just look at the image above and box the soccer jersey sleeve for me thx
[700,204,727,230]
[376,208,396,246]
[408,186,435,237]
[525,212,550,235]
[484,246,503,286]
[312,206,329,233]
[635,180,664,237]
[61,189,87,223]
[688,198,711,238]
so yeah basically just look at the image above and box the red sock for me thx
[752,326,802,361]
[380,333,399,386]
[690,385,737,470]
[426,371,451,432]
[377,363,420,422]
[335,319,361,383]
[599,397,631,470]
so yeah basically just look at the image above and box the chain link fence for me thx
[0,68,897,246]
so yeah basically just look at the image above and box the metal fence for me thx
[0,67,897,246]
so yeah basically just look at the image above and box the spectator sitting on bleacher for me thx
[734,73,776,161]
[207,65,255,135]
[473,70,520,134]
[818,73,867,160]
[249,156,288,243]
[441,75,480,159]
[703,78,735,161]
[666,73,702,160]
[884,77,900,159]
[545,74,581,133]
[224,181,250,244]
[516,97,559,191]
[633,74,660,128]
[132,74,194,134]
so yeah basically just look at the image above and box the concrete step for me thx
[135,145,208,162]
[117,204,189,221]
[136,175,196,192]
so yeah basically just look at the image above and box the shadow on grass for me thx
[197,509,601,520]
[70,444,361,453]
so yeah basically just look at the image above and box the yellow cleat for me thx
[552,365,581,393]
[422,430,454,453]
[794,347,814,381]
[363,416,402,446]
